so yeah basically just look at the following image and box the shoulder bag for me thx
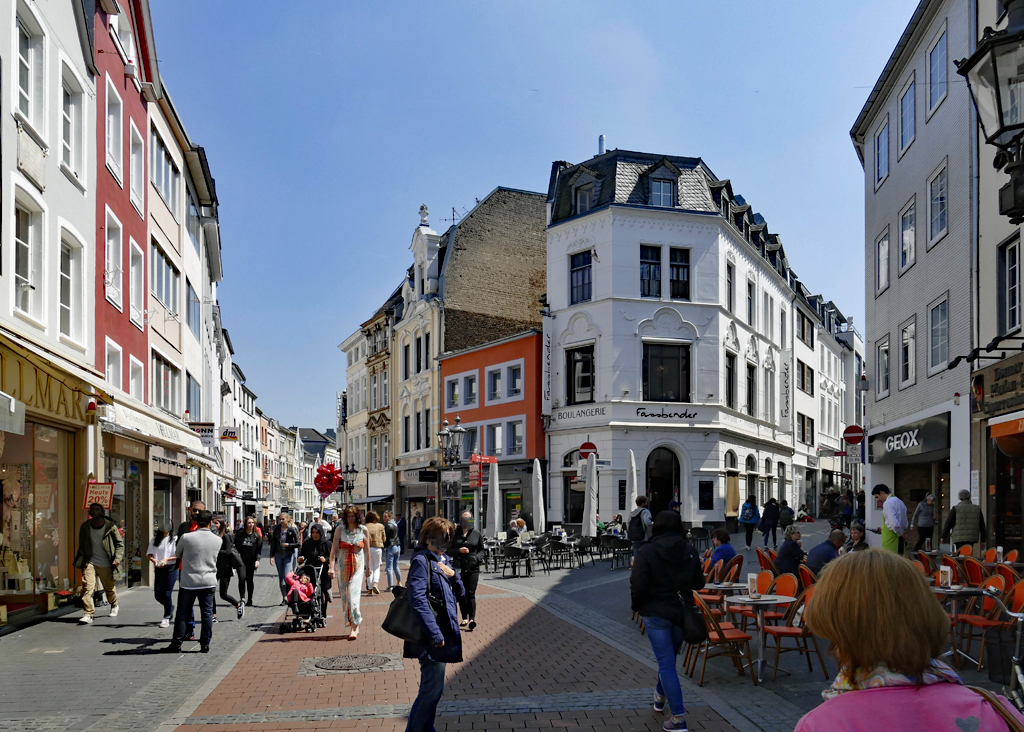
[382,557,441,644]
[967,686,1024,732]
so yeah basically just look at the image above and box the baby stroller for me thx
[281,564,326,633]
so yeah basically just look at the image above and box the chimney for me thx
[598,135,606,155]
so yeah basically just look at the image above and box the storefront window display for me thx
[990,435,1024,554]
[105,456,142,586]
[0,423,72,600]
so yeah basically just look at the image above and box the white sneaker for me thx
[108,606,119,618]
[79,615,93,624]
[159,618,169,628]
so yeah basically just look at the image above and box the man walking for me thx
[871,484,909,554]
[942,489,988,552]
[74,503,124,624]
[627,495,653,557]
[165,510,221,653]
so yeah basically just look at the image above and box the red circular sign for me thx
[580,441,597,459]
[843,425,866,445]
[225,486,237,498]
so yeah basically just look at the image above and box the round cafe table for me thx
[725,594,797,683]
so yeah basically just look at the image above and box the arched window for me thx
[646,448,680,515]
[745,455,758,473]
[765,458,772,475]
[563,449,580,467]
[725,450,738,471]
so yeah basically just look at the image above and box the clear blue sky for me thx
[150,1,918,430]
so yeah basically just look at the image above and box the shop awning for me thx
[991,411,1024,457]
[351,494,394,505]
[103,400,203,452]
[186,452,234,481]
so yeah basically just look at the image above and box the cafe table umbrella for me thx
[582,453,598,537]
[488,460,501,538]
[627,450,638,511]
[532,457,545,533]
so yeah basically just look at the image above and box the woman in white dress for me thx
[328,505,372,640]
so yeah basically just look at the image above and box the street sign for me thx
[225,486,237,498]
[843,425,866,445]
[580,441,597,459]
[469,463,482,488]
[189,422,216,448]
[577,458,612,470]
[846,443,862,461]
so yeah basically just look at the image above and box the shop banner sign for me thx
[83,482,115,510]
[469,463,482,489]
[189,422,216,448]
[868,412,950,464]
[441,470,461,498]
[972,351,1024,418]
[220,427,238,442]
[779,352,793,434]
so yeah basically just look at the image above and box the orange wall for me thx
[440,333,544,460]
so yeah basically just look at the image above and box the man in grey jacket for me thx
[165,510,221,653]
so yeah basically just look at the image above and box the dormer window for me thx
[575,184,593,215]
[651,179,674,207]
[720,196,729,217]
[743,220,750,242]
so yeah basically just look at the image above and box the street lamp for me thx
[342,463,358,504]
[437,416,468,520]
[957,0,1024,222]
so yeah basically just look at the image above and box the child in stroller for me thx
[282,565,325,633]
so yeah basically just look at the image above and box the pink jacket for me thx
[795,684,1024,732]
[284,572,313,602]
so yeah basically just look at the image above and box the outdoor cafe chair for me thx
[1008,550,1020,563]
[690,592,757,687]
[997,563,1021,588]
[575,536,597,567]
[548,538,574,569]
[798,565,817,591]
[767,548,778,562]
[956,574,1007,670]
[918,550,937,574]
[599,534,613,560]
[530,536,553,575]
[722,555,744,582]
[610,537,632,570]
[755,548,772,572]
[941,555,963,584]
[763,585,829,682]
[501,545,530,578]
[958,544,974,557]
[735,573,798,633]
[963,556,987,587]
[702,547,713,560]
[689,527,711,554]
[911,560,927,574]
[985,548,998,563]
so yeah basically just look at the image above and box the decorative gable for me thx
[637,307,698,341]
[724,321,740,353]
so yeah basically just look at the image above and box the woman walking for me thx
[383,510,402,590]
[364,511,386,595]
[146,524,177,628]
[269,513,300,604]
[404,516,464,732]
[213,517,245,620]
[328,505,371,640]
[298,524,332,617]
[234,517,263,607]
[738,495,760,551]
[759,497,780,549]
[911,493,937,551]
[631,511,705,732]
[449,511,484,630]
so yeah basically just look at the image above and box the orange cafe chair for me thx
[984,548,997,563]
[1007,549,1020,563]
[962,557,987,587]
[958,544,974,557]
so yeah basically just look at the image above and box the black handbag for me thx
[381,559,441,644]
[677,592,708,645]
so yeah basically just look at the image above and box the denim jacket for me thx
[403,547,465,663]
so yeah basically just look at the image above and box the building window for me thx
[106,340,123,390]
[186,281,200,338]
[508,421,523,455]
[508,365,522,396]
[900,322,916,387]
[151,242,179,315]
[129,357,144,401]
[797,310,815,348]
[187,193,201,254]
[899,79,915,153]
[575,184,593,215]
[150,128,180,215]
[415,336,423,373]
[669,248,690,299]
[745,363,757,416]
[129,240,144,328]
[463,427,478,460]
[764,368,775,422]
[875,118,889,187]
[487,424,503,457]
[899,200,915,272]
[651,179,673,207]
[414,410,422,450]
[446,379,459,408]
[106,77,123,182]
[642,343,690,402]
[797,413,815,445]
[382,368,389,407]
[464,374,477,405]
[566,345,595,406]
[403,343,410,379]
[929,300,948,371]
[487,369,502,401]
[424,332,431,368]
[382,434,389,467]
[570,251,592,304]
[876,229,890,292]
[725,263,736,313]
[929,164,948,245]
[16,16,43,124]
[130,123,144,210]
[747,281,756,326]
[928,28,947,113]
[186,373,201,420]
[403,414,411,453]
[1000,238,1021,334]
[59,242,74,338]
[61,72,84,180]
[640,245,661,298]
[796,360,814,396]
[725,353,737,409]
[780,309,787,346]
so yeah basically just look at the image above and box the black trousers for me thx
[458,570,479,621]
[219,573,242,607]
[743,523,756,547]
[762,525,777,547]
[239,561,257,602]
[914,526,934,551]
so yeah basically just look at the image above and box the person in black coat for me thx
[234,516,263,606]
[298,524,332,616]
[630,511,705,729]
[447,511,484,630]
[397,514,408,555]
[212,517,245,620]
[759,497,781,549]
[774,525,807,578]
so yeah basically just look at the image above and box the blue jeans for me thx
[644,616,687,717]
[405,656,446,732]
[172,587,215,647]
[274,551,296,600]
[154,566,178,619]
[385,545,402,587]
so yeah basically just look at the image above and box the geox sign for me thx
[868,413,950,464]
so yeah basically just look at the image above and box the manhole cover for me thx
[315,654,392,671]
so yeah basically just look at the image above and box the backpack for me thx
[779,507,795,527]
[627,511,647,542]
[740,503,755,523]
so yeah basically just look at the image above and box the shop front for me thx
[0,334,95,623]
[101,434,146,586]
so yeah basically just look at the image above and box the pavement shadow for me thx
[100,636,167,655]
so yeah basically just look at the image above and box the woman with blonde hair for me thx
[795,549,1024,731]
[363,510,386,595]
[328,505,371,640]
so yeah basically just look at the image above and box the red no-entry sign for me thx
[843,425,866,445]
[580,441,597,459]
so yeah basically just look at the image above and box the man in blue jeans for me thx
[165,510,221,653]
[269,513,300,603]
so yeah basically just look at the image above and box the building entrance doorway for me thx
[646,448,679,516]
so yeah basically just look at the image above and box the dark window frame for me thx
[570,251,592,305]
[669,248,690,300]
[640,245,661,298]
[642,343,690,402]
[566,345,595,406]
